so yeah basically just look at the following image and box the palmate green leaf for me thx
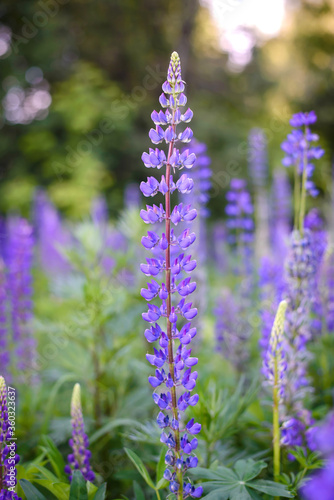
[191,460,294,500]
[19,480,48,500]
[234,460,267,482]
[124,448,155,489]
[69,471,88,500]
[249,479,294,497]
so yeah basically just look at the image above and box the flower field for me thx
[1,2,334,500]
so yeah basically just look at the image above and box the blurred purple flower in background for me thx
[0,261,10,378]
[0,376,21,498]
[6,217,36,375]
[301,410,334,500]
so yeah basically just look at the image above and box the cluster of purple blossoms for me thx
[214,290,249,372]
[321,249,334,334]
[301,410,334,500]
[33,190,71,275]
[0,261,10,378]
[248,128,268,189]
[304,209,327,337]
[0,376,21,500]
[270,170,291,259]
[281,111,324,197]
[6,218,35,375]
[140,52,202,499]
[64,384,95,483]
[280,229,316,450]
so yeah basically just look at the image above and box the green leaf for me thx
[92,483,107,500]
[201,488,231,500]
[34,479,70,500]
[249,479,294,497]
[90,418,140,444]
[234,460,267,481]
[124,448,155,489]
[156,478,169,490]
[156,446,167,483]
[69,471,88,500]
[19,479,48,500]
[40,435,67,482]
[190,466,237,482]
[133,481,145,500]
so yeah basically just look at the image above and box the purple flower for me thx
[64,384,95,483]
[33,190,72,274]
[280,230,316,451]
[140,52,202,499]
[0,261,10,378]
[300,410,334,500]
[6,217,36,376]
[248,128,268,188]
[0,376,21,498]
[281,112,324,197]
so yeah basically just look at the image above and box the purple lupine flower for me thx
[281,111,324,198]
[91,195,108,227]
[280,229,316,451]
[301,410,334,500]
[322,249,334,333]
[6,218,36,375]
[64,384,95,483]
[248,128,268,188]
[270,170,291,260]
[0,261,10,378]
[182,140,212,266]
[0,376,21,499]
[34,191,71,274]
[124,183,141,210]
[304,209,327,337]
[140,52,202,499]
[225,178,254,263]
[214,290,250,372]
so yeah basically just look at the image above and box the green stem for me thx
[293,166,300,231]
[156,490,162,500]
[273,356,280,500]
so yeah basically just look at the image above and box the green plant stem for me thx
[293,165,300,231]
[156,489,161,500]
[273,356,280,500]
[165,106,183,499]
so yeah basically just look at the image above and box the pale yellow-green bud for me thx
[270,300,287,352]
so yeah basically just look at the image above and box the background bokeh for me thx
[1,0,333,219]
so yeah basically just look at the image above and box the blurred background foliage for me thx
[0,0,334,219]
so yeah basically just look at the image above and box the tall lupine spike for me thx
[140,52,202,499]
[64,384,95,483]
[0,261,10,378]
[270,170,291,261]
[0,376,21,499]
[321,248,334,334]
[6,218,36,377]
[279,112,325,454]
[263,300,287,485]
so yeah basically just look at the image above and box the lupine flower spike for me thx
[140,52,202,499]
[263,300,287,484]
[280,112,324,453]
[64,384,95,483]
[0,376,21,500]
